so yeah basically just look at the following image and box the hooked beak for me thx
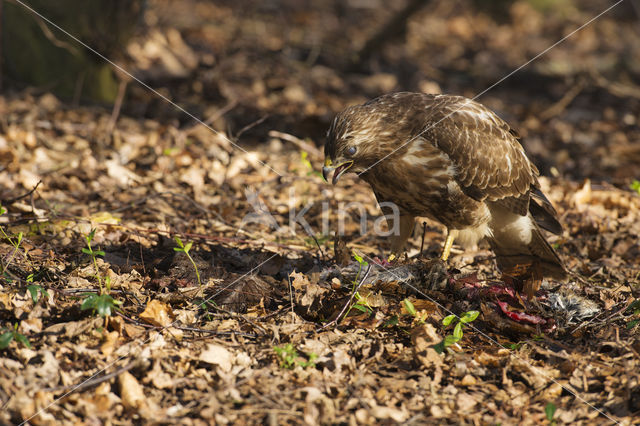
[322,158,353,185]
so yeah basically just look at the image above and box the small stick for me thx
[268,130,323,158]
[419,221,427,257]
[1,181,41,204]
[106,79,128,136]
[288,273,295,318]
[205,302,268,336]
[304,230,325,263]
[235,114,269,140]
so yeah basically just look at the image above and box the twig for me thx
[419,221,427,256]
[540,79,586,121]
[235,114,269,140]
[288,273,295,316]
[201,99,239,127]
[60,288,142,305]
[105,79,128,136]
[115,310,259,338]
[29,4,80,54]
[592,69,640,99]
[42,361,138,393]
[204,302,268,336]
[182,98,240,137]
[2,211,312,254]
[173,325,257,339]
[309,233,326,263]
[268,130,323,158]
[318,263,372,331]
[1,181,41,204]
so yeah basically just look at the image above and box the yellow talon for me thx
[440,230,457,261]
[388,253,397,262]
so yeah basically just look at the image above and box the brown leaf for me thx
[410,323,443,368]
[119,371,146,410]
[139,300,175,327]
[199,343,233,372]
[100,331,120,357]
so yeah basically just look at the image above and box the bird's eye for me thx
[346,146,357,156]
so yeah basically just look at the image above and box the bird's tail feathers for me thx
[529,187,563,235]
[489,217,567,281]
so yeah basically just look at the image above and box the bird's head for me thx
[322,104,386,185]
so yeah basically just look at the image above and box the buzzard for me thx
[322,92,566,279]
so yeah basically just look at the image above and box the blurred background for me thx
[2,0,640,185]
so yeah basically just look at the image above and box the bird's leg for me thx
[388,215,415,261]
[440,229,459,261]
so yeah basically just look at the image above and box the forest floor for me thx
[1,0,640,424]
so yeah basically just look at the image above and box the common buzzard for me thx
[322,92,566,279]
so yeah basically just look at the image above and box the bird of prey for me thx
[322,92,566,279]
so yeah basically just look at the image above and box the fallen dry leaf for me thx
[139,300,175,327]
[411,323,444,368]
[199,343,233,372]
[1,2,639,424]
[119,371,146,410]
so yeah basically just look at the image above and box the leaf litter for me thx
[1,0,640,424]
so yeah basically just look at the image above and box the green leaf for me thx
[626,299,640,313]
[545,402,556,421]
[274,344,298,369]
[184,242,193,252]
[14,333,32,349]
[81,294,120,317]
[453,322,463,340]
[443,334,459,347]
[0,206,6,215]
[627,319,639,329]
[442,314,456,326]
[94,250,105,257]
[352,252,365,265]
[174,236,184,248]
[352,303,371,314]
[27,285,40,303]
[384,315,399,327]
[95,295,116,317]
[432,341,445,353]
[81,248,92,255]
[403,299,417,317]
[630,180,640,195]
[0,331,14,349]
[81,294,99,311]
[460,310,479,324]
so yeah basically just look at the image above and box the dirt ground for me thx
[1,0,640,424]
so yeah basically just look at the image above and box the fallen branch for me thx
[268,130,323,158]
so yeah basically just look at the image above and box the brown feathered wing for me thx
[425,96,566,279]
